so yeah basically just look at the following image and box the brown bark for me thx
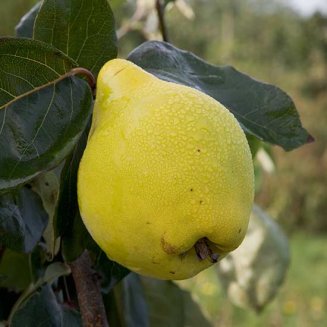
[69,250,109,327]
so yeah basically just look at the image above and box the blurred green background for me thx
[1,0,326,326]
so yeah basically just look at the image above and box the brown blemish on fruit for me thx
[169,271,175,275]
[146,221,151,225]
[112,67,126,77]
[238,228,242,233]
[161,236,176,254]
[190,188,193,192]
[199,200,203,204]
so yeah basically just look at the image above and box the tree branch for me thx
[156,0,169,42]
[70,250,108,327]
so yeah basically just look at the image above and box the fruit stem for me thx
[194,238,219,263]
[69,250,109,327]
[156,0,169,42]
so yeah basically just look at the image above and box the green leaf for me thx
[246,134,262,157]
[34,0,117,76]
[0,38,93,191]
[55,126,89,240]
[106,273,211,327]
[29,244,48,283]
[128,41,312,151]
[10,284,81,327]
[103,291,124,327]
[15,2,42,38]
[0,38,77,102]
[56,126,98,262]
[61,307,82,326]
[0,187,48,253]
[30,171,61,258]
[61,211,98,262]
[107,275,212,327]
[95,251,130,293]
[217,204,290,312]
[109,273,149,327]
[7,260,72,325]
[42,262,71,285]
[141,277,212,327]
[123,274,149,327]
[0,249,31,291]
[0,245,49,292]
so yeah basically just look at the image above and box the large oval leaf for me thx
[10,284,81,327]
[0,187,48,253]
[15,2,42,38]
[30,171,61,258]
[128,41,312,151]
[33,0,117,76]
[0,38,78,106]
[0,249,31,291]
[141,277,212,327]
[0,38,93,191]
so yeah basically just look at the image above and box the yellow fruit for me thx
[77,59,254,280]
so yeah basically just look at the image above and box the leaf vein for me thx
[0,53,61,77]
[8,85,56,178]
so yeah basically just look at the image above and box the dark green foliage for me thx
[0,188,48,252]
[106,274,212,326]
[15,2,41,38]
[0,76,92,191]
[0,38,92,191]
[34,0,117,76]
[0,38,77,104]
[10,285,81,327]
[0,249,31,291]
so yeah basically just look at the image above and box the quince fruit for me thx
[77,59,254,280]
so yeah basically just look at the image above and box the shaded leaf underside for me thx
[0,187,48,252]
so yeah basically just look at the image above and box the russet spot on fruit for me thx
[77,59,254,280]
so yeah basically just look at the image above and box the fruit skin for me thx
[77,59,254,280]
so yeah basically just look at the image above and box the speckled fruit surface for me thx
[77,59,254,280]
